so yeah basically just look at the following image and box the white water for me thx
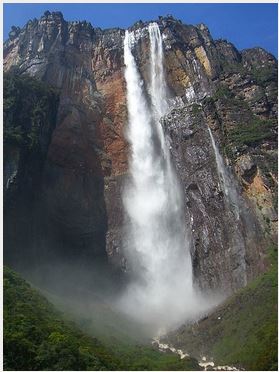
[118,23,213,332]
[208,127,247,286]
[152,338,241,370]
[148,23,168,131]
[152,337,243,371]
[208,127,240,219]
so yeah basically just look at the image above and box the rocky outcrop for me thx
[162,102,267,292]
[3,12,277,292]
[4,12,125,272]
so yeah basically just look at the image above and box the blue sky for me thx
[3,3,278,57]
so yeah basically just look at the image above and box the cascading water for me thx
[148,23,168,141]
[208,127,247,286]
[118,23,212,333]
[208,127,240,219]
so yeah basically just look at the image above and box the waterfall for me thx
[119,23,211,332]
[208,127,247,286]
[148,23,168,131]
[208,127,240,219]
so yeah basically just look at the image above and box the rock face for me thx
[3,73,59,269]
[3,12,277,293]
[162,104,266,291]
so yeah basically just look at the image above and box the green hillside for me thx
[3,266,122,370]
[165,245,278,371]
[3,266,200,371]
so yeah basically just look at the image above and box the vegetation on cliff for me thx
[229,116,275,147]
[212,84,276,150]
[4,72,59,151]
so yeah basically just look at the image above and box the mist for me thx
[115,23,218,334]
[7,22,223,342]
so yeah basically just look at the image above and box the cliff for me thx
[3,12,278,293]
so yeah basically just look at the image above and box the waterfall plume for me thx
[118,23,213,333]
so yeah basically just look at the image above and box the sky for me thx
[3,2,278,57]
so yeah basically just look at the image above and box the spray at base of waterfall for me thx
[116,24,221,333]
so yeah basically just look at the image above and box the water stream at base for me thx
[152,337,242,371]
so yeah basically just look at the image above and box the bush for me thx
[251,66,277,86]
[3,266,115,370]
[229,117,275,147]
[4,267,201,371]
[213,84,234,100]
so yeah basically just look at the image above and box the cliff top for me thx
[6,10,207,41]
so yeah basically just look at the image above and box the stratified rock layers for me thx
[3,12,277,293]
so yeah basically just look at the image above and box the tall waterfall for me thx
[119,23,209,332]
[148,23,168,143]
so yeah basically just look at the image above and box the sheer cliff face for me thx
[4,12,277,292]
